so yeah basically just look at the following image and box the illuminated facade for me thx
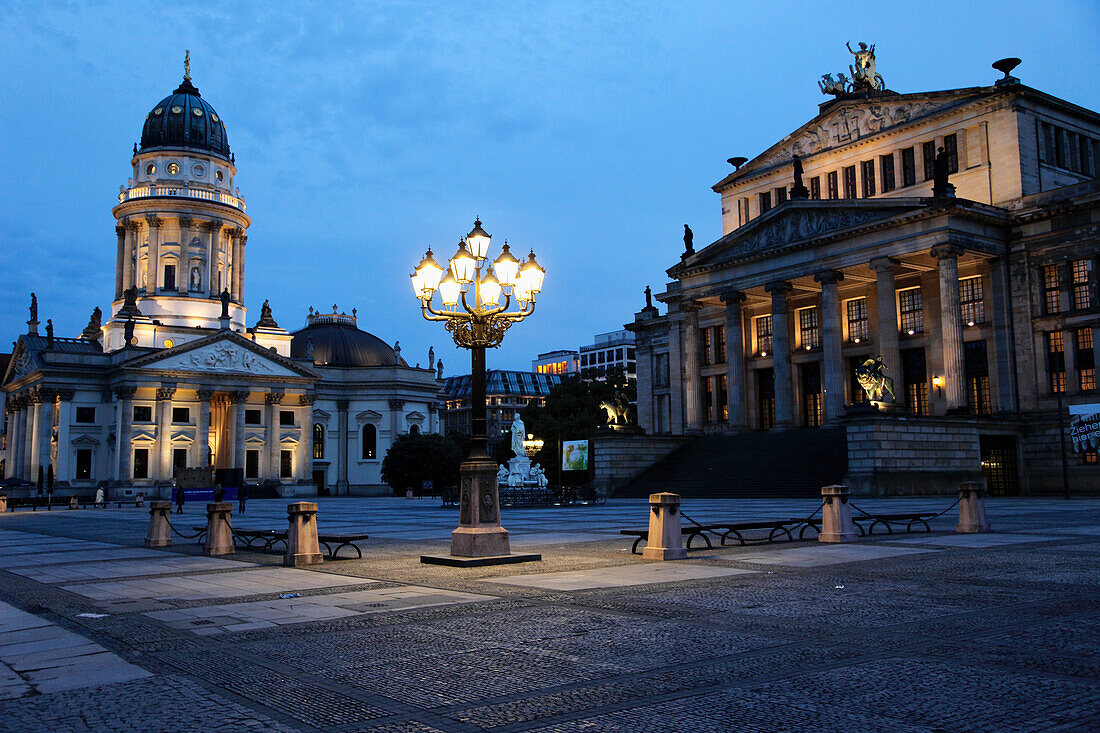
[630,59,1099,495]
[533,350,579,376]
[1,63,441,497]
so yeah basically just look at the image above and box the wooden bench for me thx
[233,529,286,551]
[318,533,370,559]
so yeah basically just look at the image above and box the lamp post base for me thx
[451,525,511,557]
[421,551,542,567]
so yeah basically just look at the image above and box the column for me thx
[36,391,55,478]
[237,233,247,303]
[682,303,702,431]
[55,389,73,481]
[203,221,219,298]
[870,257,904,407]
[122,222,136,293]
[336,399,349,493]
[988,257,1018,411]
[177,217,192,295]
[145,215,161,294]
[815,270,846,423]
[114,225,126,299]
[196,388,214,467]
[389,398,404,438]
[155,385,176,480]
[933,245,967,410]
[668,319,684,434]
[25,392,40,480]
[116,386,136,480]
[265,391,283,480]
[9,400,25,479]
[720,290,748,431]
[230,391,248,471]
[300,394,315,482]
[2,404,14,478]
[766,282,795,429]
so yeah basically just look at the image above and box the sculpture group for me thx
[496,415,549,489]
[820,41,885,96]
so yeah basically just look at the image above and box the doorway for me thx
[980,435,1020,496]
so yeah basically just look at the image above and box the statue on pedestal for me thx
[683,225,694,255]
[855,355,897,402]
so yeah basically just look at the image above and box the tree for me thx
[520,367,636,484]
[381,433,467,496]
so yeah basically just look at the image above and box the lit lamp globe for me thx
[449,240,477,285]
[411,248,444,299]
[493,242,520,290]
[466,218,492,261]
[437,271,460,307]
[478,268,502,306]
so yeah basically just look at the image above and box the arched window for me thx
[409,424,420,435]
[362,424,377,459]
[312,424,325,460]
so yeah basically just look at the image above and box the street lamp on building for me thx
[413,219,544,563]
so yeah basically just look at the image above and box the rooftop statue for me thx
[29,292,37,322]
[645,285,653,309]
[932,146,957,198]
[847,41,885,92]
[818,72,849,96]
[219,289,230,319]
[683,225,694,255]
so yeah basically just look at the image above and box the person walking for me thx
[174,485,185,514]
[238,483,248,514]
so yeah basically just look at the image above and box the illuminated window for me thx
[718,374,728,421]
[960,277,984,326]
[1047,331,1066,394]
[1043,265,1062,314]
[146,163,156,175]
[714,326,726,364]
[313,424,325,460]
[902,348,929,416]
[846,298,868,342]
[965,341,991,415]
[756,316,773,355]
[899,288,924,335]
[1078,328,1095,391]
[702,376,713,423]
[802,362,823,427]
[167,162,180,175]
[799,307,820,349]
[1072,259,1093,310]
[361,424,377,459]
[700,327,712,366]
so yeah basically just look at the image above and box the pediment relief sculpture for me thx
[714,208,891,262]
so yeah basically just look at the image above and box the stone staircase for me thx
[617,428,847,498]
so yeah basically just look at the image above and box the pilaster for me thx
[720,290,748,431]
[932,244,967,410]
[815,270,846,423]
[766,281,794,430]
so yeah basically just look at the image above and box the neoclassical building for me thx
[629,55,1099,495]
[2,63,441,497]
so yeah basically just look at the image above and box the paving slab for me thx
[485,562,756,591]
[885,533,1062,548]
[3,546,167,568]
[145,584,495,634]
[15,554,255,583]
[66,566,371,602]
[729,543,937,567]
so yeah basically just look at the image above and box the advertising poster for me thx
[1069,403,1100,453]
[562,440,589,472]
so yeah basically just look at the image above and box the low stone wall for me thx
[591,434,690,497]
[1019,414,1100,496]
[844,414,986,497]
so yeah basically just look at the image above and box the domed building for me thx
[1,59,441,497]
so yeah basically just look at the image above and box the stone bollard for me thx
[819,485,857,543]
[203,502,235,556]
[956,481,991,533]
[0,495,6,513]
[69,496,78,510]
[643,492,687,560]
[145,501,173,548]
[284,501,323,567]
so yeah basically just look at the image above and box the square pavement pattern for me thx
[0,497,1098,731]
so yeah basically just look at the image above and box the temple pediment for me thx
[673,200,920,274]
[715,89,986,188]
[124,332,315,379]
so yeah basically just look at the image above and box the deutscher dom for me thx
[2,59,442,497]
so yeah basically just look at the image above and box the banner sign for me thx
[1069,403,1100,453]
[562,440,589,471]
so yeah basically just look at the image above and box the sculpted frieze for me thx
[757,101,941,169]
[716,209,887,262]
[153,342,281,375]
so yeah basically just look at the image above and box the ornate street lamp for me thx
[413,218,544,563]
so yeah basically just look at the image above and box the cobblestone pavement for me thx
[0,497,1097,731]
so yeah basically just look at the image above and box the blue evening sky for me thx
[1,1,1097,374]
